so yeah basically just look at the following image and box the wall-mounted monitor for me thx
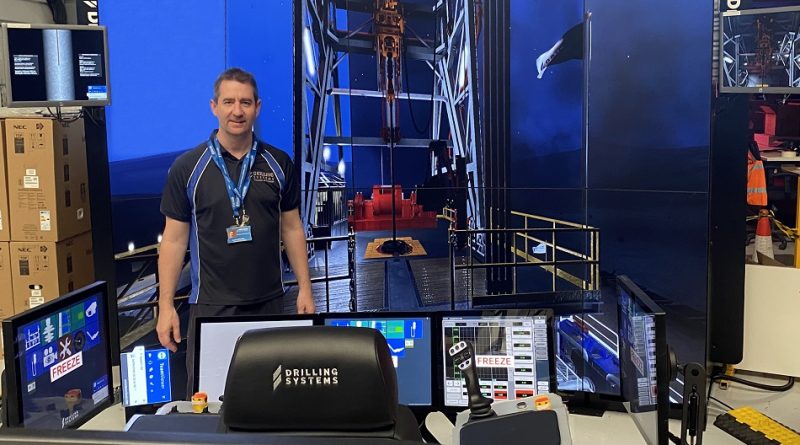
[1,282,114,429]
[0,23,110,107]
[720,6,800,93]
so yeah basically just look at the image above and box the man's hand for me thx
[156,306,182,352]
[296,287,316,314]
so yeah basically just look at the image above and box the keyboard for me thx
[714,406,800,444]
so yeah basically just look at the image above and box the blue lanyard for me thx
[206,135,258,222]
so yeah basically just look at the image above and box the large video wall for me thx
[101,0,714,399]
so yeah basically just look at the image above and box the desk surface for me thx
[81,407,797,445]
[781,165,800,175]
[762,151,800,163]
[79,376,800,445]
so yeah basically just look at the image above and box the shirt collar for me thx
[209,130,261,159]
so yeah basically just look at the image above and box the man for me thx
[157,67,315,396]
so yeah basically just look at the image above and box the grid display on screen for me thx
[619,290,658,409]
[442,315,551,407]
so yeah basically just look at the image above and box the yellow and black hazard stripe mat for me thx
[714,406,800,444]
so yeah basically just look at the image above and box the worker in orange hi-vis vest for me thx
[747,150,768,207]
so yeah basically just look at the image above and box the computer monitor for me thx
[719,6,800,94]
[440,309,556,408]
[1,281,114,429]
[555,313,621,395]
[617,275,670,445]
[194,315,315,403]
[0,23,110,107]
[120,346,172,407]
[323,313,433,406]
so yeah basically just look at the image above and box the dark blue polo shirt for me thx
[160,136,299,305]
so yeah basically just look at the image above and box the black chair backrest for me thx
[221,326,399,432]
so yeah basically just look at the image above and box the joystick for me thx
[448,341,495,420]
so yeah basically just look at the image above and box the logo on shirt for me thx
[251,171,276,183]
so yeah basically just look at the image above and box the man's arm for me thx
[157,217,190,351]
[281,209,315,314]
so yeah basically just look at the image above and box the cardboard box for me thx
[4,117,91,242]
[0,123,11,241]
[0,242,14,319]
[11,231,94,313]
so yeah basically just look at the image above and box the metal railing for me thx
[114,244,167,341]
[447,212,600,309]
[509,210,600,292]
[438,206,458,226]
[114,230,359,345]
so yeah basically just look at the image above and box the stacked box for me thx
[0,122,10,241]
[10,231,95,312]
[3,117,91,241]
[0,117,95,316]
[0,242,14,319]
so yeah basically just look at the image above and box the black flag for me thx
[536,22,584,79]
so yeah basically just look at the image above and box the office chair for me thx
[218,326,423,441]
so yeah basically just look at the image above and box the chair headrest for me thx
[221,326,399,432]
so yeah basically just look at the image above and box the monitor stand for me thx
[563,391,615,417]
[679,363,706,445]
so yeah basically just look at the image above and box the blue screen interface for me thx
[325,317,432,406]
[120,346,172,407]
[16,292,111,429]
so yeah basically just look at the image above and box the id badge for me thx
[226,225,253,244]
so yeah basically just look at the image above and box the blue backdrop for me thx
[509,0,712,380]
[100,0,295,251]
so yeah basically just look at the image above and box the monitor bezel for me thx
[436,308,558,414]
[321,311,438,408]
[719,5,800,94]
[616,275,669,445]
[0,22,112,108]
[1,281,114,429]
[193,313,318,396]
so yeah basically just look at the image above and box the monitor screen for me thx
[555,314,621,394]
[195,316,315,403]
[0,23,110,107]
[720,6,800,93]
[617,275,669,445]
[324,315,433,406]
[1,282,113,429]
[120,346,172,407]
[441,312,553,407]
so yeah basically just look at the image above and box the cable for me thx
[668,432,681,445]
[45,106,84,123]
[710,374,794,392]
[706,373,794,416]
[706,372,793,423]
[83,108,105,127]
[709,396,734,411]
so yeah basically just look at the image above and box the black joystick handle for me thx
[449,341,495,420]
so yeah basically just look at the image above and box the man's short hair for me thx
[213,68,259,103]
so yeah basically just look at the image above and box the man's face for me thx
[210,80,261,139]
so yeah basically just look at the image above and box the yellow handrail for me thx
[507,209,600,291]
